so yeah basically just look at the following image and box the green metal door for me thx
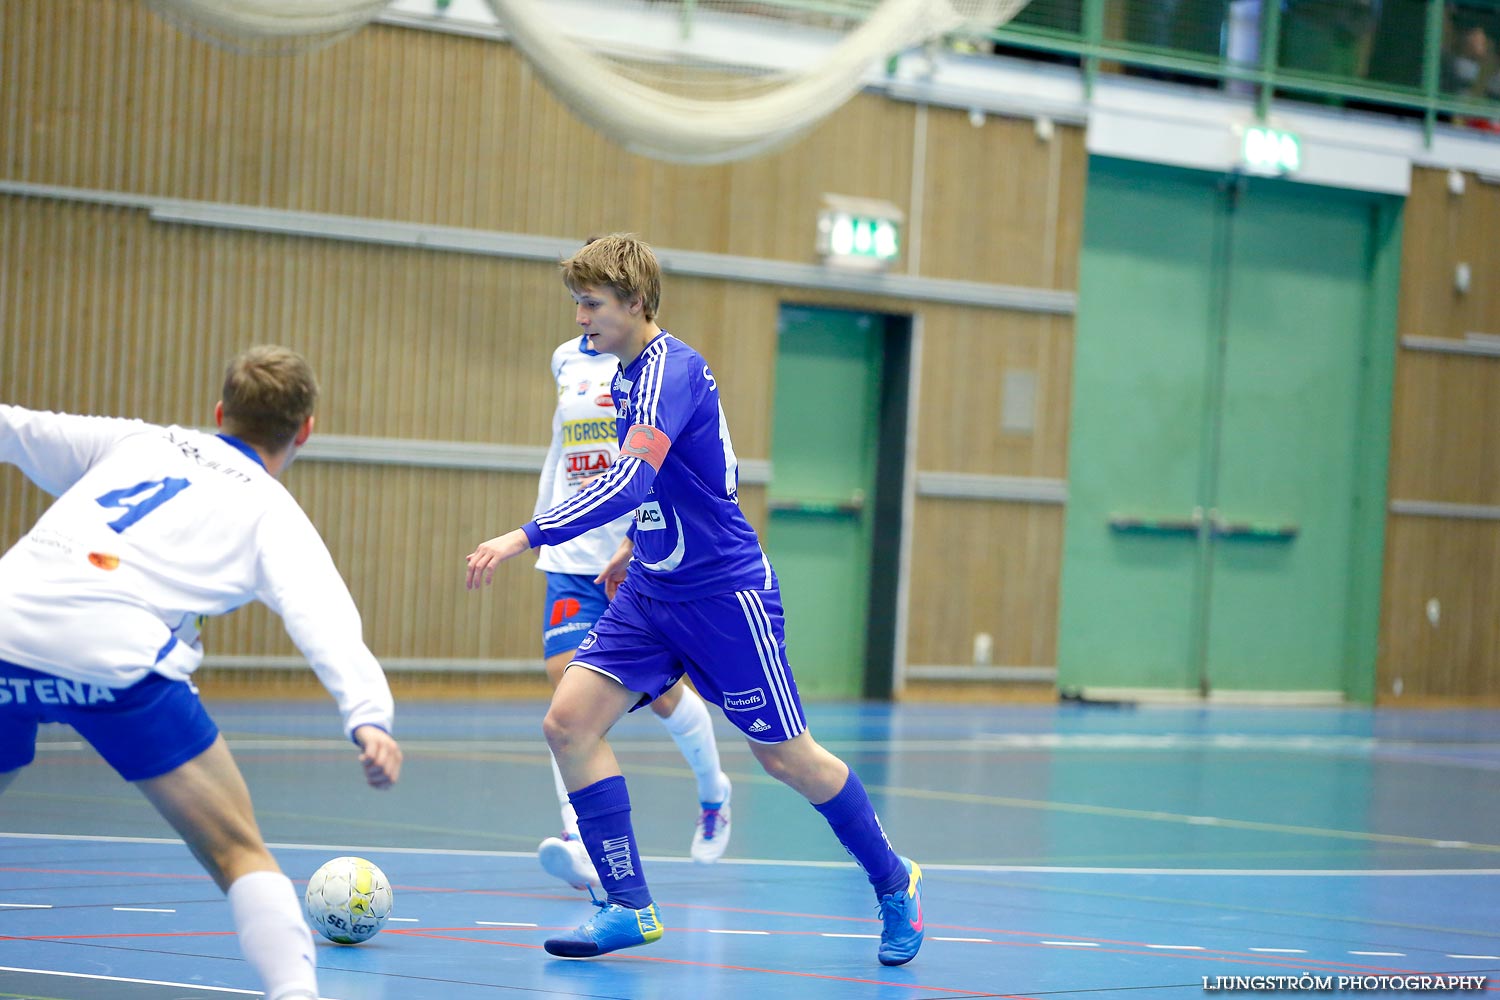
[1059,158,1397,699]
[766,305,883,699]
[1059,160,1224,690]
[1206,179,1394,696]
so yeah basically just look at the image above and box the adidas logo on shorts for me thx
[748,719,772,733]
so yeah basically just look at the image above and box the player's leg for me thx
[676,588,925,966]
[541,587,678,957]
[66,672,318,1000]
[646,679,732,862]
[538,572,609,889]
[0,662,42,795]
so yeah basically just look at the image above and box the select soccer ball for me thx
[304,856,393,944]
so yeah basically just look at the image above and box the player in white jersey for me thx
[532,335,732,891]
[0,346,403,1000]
[466,235,923,966]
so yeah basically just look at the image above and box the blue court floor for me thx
[2,699,1498,998]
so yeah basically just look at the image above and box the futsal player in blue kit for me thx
[465,234,924,966]
[0,346,403,1000]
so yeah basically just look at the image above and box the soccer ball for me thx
[304,856,393,944]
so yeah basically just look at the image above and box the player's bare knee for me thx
[542,708,589,759]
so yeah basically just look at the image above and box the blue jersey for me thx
[523,333,772,600]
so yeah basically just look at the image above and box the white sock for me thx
[549,751,580,837]
[656,685,727,803]
[226,870,318,1000]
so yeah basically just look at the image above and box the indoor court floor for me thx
[1,699,1497,999]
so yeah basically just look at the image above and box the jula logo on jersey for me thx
[566,451,611,476]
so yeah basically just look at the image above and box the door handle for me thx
[1107,506,1204,536]
[1209,515,1298,540]
[767,494,864,517]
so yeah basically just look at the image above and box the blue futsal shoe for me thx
[543,892,665,958]
[877,858,924,966]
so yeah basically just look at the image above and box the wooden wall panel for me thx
[906,499,1065,666]
[1377,165,1500,703]
[915,308,1074,478]
[1379,518,1500,700]
[1387,352,1500,504]
[917,110,1087,289]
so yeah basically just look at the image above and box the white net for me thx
[144,0,393,54]
[483,0,1032,163]
[143,0,1033,158]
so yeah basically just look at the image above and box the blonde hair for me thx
[560,234,662,321]
[220,345,319,450]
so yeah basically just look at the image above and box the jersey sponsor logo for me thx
[543,620,592,641]
[87,552,120,571]
[0,677,117,706]
[578,630,598,651]
[549,597,581,626]
[596,394,615,408]
[575,379,591,396]
[703,364,716,391]
[561,418,616,446]
[722,687,768,713]
[565,451,612,480]
[748,718,772,733]
[634,502,667,531]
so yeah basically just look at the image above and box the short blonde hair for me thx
[220,345,319,450]
[560,234,662,321]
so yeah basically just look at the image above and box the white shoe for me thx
[538,834,600,890]
[690,776,731,864]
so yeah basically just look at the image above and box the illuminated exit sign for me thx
[817,195,902,270]
[1242,126,1301,174]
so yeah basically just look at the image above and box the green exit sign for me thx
[1243,126,1301,173]
[817,197,902,270]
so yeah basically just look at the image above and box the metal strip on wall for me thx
[1389,499,1500,520]
[0,182,1078,315]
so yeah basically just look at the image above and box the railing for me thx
[987,0,1500,142]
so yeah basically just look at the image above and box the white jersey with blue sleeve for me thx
[522,333,773,600]
[0,405,394,740]
[532,336,634,575]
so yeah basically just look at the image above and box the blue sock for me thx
[812,770,907,897]
[569,776,653,909]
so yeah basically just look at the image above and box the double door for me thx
[1058,158,1399,697]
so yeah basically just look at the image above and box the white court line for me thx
[388,917,419,922]
[4,832,1500,877]
[112,906,175,913]
[821,933,879,939]
[1042,941,1100,947]
[0,903,51,909]
[1250,948,1308,953]
[1449,954,1500,960]
[708,929,769,935]
[0,966,344,999]
[475,921,537,927]
[1147,944,1206,950]
[934,936,992,943]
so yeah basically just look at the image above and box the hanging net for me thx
[144,0,1032,161]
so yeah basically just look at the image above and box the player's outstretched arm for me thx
[354,725,403,789]
[595,537,634,600]
[464,528,532,590]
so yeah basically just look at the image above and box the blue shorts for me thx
[542,573,610,659]
[571,580,808,744]
[0,659,220,782]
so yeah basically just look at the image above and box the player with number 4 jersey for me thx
[0,346,402,1000]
